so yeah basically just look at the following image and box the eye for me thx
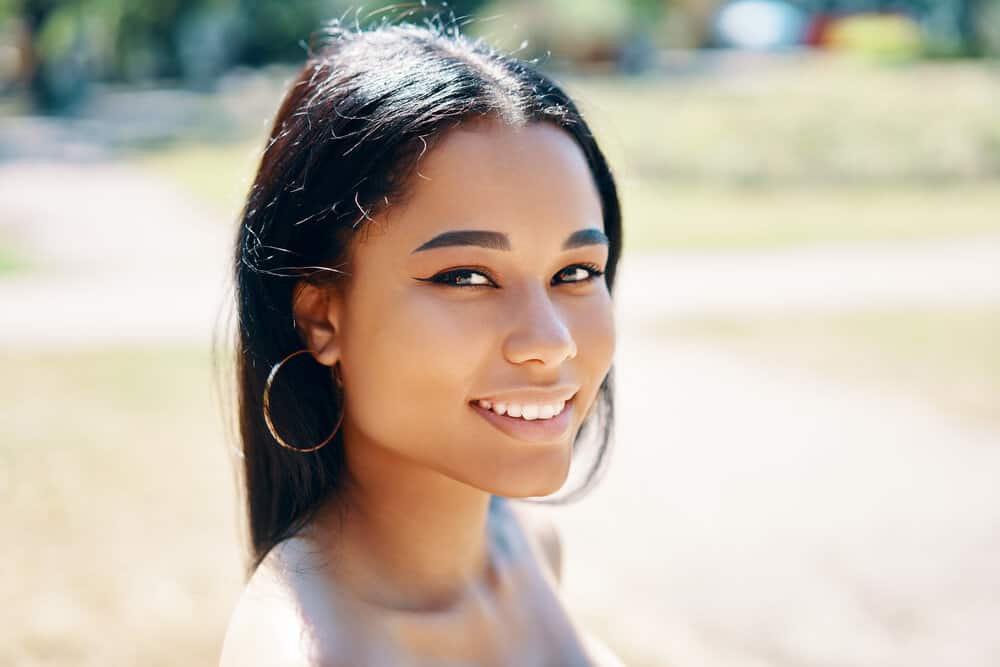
[553,263,605,285]
[416,262,605,289]
[425,267,497,288]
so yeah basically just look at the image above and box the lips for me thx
[469,393,576,444]
[471,386,579,408]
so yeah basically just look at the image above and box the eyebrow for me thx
[411,228,609,254]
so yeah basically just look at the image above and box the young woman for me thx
[219,16,623,667]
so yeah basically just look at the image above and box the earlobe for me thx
[291,280,342,368]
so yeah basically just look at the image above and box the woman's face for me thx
[332,119,615,497]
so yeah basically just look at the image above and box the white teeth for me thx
[477,399,568,421]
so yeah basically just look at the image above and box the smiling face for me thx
[299,118,616,498]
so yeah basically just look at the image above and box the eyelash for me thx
[422,263,605,289]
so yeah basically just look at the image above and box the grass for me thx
[133,139,1000,254]
[562,58,1000,187]
[620,180,1000,251]
[131,57,1000,252]
[656,306,1000,428]
[0,239,30,277]
[130,139,263,221]
[1,345,244,667]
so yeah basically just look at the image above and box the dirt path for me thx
[617,238,1000,321]
[0,160,233,345]
[553,327,1000,667]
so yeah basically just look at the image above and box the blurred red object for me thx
[804,13,835,47]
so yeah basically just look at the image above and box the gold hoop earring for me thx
[263,349,344,453]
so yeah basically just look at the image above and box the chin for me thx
[517,476,569,499]
[490,450,573,499]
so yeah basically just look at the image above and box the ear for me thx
[291,280,342,368]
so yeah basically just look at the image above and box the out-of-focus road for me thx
[555,324,1000,667]
[0,161,234,345]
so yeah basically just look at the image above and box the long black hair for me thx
[226,14,623,574]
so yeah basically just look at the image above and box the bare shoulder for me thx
[218,538,362,667]
[503,499,563,585]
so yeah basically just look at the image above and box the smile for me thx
[469,393,576,443]
[475,398,567,420]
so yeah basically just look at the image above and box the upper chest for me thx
[370,559,593,666]
[339,501,597,666]
[227,502,602,667]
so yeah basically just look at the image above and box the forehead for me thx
[360,119,604,251]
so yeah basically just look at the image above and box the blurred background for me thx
[2,1,999,665]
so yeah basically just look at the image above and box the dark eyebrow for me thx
[411,228,609,254]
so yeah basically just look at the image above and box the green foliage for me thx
[974,0,1000,57]
[467,0,665,59]
[825,13,924,63]
[6,0,495,103]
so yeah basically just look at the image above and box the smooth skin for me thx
[220,118,620,666]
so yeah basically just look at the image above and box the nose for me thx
[501,284,578,367]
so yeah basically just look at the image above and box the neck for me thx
[309,429,506,613]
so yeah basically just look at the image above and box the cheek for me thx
[566,293,616,418]
[339,283,615,458]
[571,293,616,375]
[340,289,494,444]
